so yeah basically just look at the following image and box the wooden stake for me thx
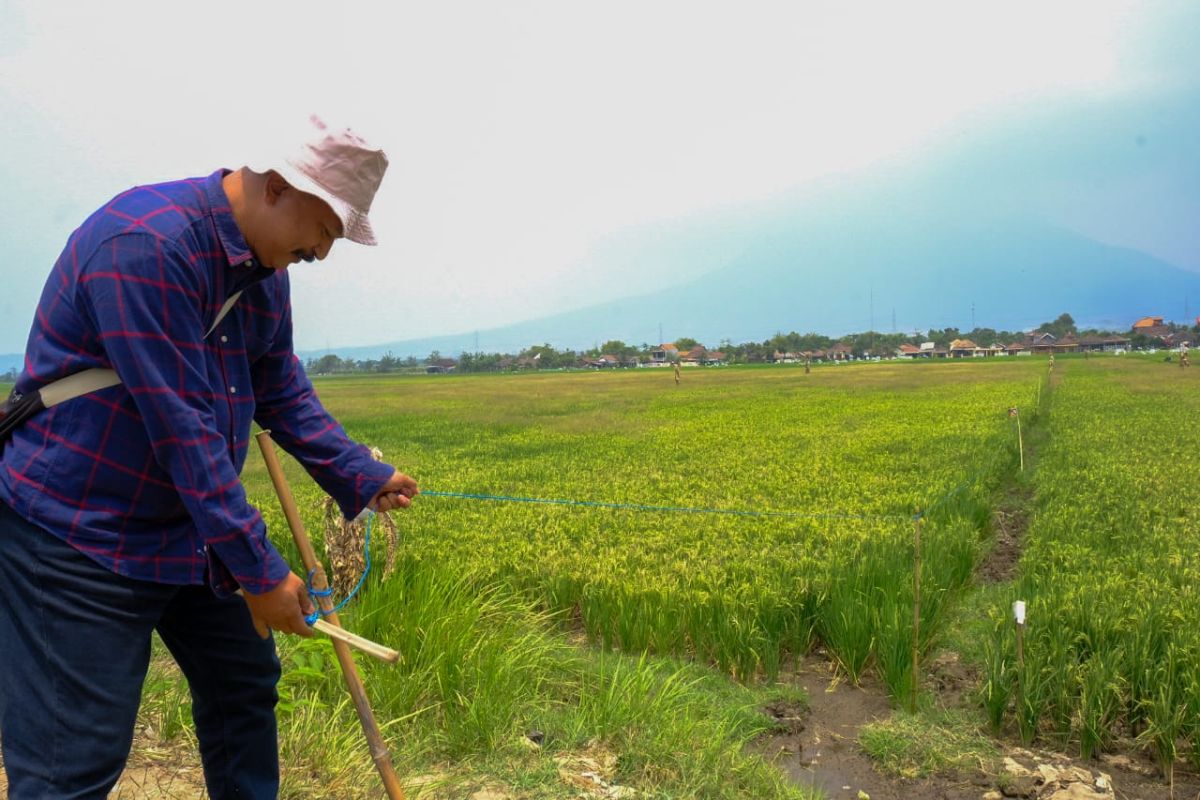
[256,431,406,800]
[1017,415,1024,472]
[910,512,923,713]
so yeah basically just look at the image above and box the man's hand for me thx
[370,469,419,512]
[242,572,315,639]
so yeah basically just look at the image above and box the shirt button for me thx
[220,335,228,343]
[230,386,238,394]
[245,258,254,267]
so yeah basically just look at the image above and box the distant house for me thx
[1053,336,1080,353]
[1139,325,1174,342]
[584,354,621,369]
[1078,335,1131,352]
[704,350,727,366]
[1027,333,1057,354]
[804,349,828,362]
[772,350,800,364]
[896,343,922,359]
[1133,316,1164,330]
[426,358,458,374]
[1005,342,1029,356]
[829,342,853,361]
[949,339,983,358]
[649,343,679,366]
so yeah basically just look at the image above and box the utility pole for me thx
[870,287,875,355]
[971,302,976,332]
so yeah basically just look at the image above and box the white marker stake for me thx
[1013,599,1026,715]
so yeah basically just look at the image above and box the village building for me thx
[425,357,458,374]
[1077,334,1131,353]
[1026,332,1057,354]
[1005,341,1030,356]
[828,342,854,361]
[649,343,679,366]
[1052,335,1080,353]
[772,350,800,364]
[949,338,984,358]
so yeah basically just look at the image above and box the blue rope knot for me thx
[305,511,373,626]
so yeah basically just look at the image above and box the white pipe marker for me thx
[1012,600,1026,625]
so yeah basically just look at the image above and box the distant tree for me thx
[926,328,961,348]
[1037,313,1077,339]
[2,367,16,382]
[459,352,504,372]
[673,337,700,351]
[599,340,638,359]
[376,352,400,372]
[307,353,346,374]
[967,327,998,346]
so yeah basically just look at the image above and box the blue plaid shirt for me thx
[0,170,395,595]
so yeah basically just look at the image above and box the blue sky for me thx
[1,0,1197,353]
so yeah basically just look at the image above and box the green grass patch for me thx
[860,708,1001,779]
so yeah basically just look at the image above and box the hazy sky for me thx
[1,0,1196,352]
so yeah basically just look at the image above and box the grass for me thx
[860,708,1001,779]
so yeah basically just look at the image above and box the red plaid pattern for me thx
[0,170,394,595]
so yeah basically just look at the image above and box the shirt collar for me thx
[204,169,256,268]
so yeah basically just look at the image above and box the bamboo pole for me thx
[1016,413,1024,472]
[312,619,400,664]
[256,431,406,800]
[910,512,923,713]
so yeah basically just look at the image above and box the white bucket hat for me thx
[273,114,388,246]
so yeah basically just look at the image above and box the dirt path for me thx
[761,655,984,800]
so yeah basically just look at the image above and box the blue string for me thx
[305,511,373,626]
[421,489,910,522]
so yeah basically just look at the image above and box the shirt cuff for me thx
[331,449,397,520]
[206,527,292,597]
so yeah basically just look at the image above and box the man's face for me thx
[254,173,345,270]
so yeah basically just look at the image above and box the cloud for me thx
[0,0,1194,352]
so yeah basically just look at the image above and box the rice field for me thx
[16,353,1197,796]
[230,358,1042,796]
[982,357,1200,780]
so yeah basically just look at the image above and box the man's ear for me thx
[263,171,289,206]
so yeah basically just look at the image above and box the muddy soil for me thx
[761,655,986,800]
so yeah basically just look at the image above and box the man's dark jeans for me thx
[0,502,282,799]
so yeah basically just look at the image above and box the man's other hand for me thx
[242,572,315,639]
[371,470,419,512]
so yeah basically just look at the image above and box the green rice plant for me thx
[872,586,915,706]
[1136,643,1188,782]
[1182,663,1200,772]
[1077,651,1125,760]
[980,612,1013,733]
[818,552,878,683]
